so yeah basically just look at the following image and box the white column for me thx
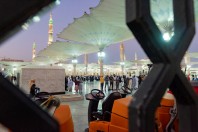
[120,43,125,75]
[99,59,104,76]
[84,54,88,75]
[73,63,76,76]
[98,51,105,76]
[120,62,125,75]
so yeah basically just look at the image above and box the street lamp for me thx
[98,51,105,76]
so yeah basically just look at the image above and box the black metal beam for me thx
[0,74,59,132]
[126,0,198,131]
[0,0,59,131]
[0,0,56,44]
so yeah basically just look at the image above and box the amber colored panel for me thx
[54,105,74,132]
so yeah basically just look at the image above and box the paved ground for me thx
[63,81,110,132]
[0,81,136,132]
[62,81,136,132]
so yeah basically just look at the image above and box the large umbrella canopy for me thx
[58,12,133,50]
[151,0,198,34]
[57,0,198,51]
[35,41,99,63]
[151,0,174,25]
[36,48,72,63]
[90,0,126,28]
[151,0,198,22]
[35,54,67,64]
[188,52,198,58]
[114,60,133,67]
[0,61,31,67]
[47,41,99,56]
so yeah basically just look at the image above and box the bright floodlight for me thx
[55,0,61,5]
[13,67,17,71]
[163,32,173,41]
[187,65,191,69]
[72,59,78,64]
[22,23,29,30]
[58,63,63,66]
[120,62,125,65]
[98,51,105,58]
[33,16,40,22]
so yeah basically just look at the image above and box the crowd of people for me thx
[64,74,147,94]
[191,74,198,81]
[64,75,102,94]
[99,74,146,92]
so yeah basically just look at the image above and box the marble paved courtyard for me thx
[63,81,136,132]
[63,81,113,132]
[0,81,136,132]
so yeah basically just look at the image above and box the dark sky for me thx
[0,0,197,65]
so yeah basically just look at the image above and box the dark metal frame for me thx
[0,0,198,131]
[0,0,56,44]
[0,0,59,132]
[126,0,198,131]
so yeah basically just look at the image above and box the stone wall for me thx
[20,67,65,94]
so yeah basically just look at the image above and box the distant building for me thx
[1,58,24,62]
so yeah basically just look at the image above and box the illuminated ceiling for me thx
[35,41,98,63]
[58,0,133,50]
[37,0,198,63]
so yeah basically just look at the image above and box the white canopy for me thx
[151,0,198,34]
[57,0,134,50]
[0,61,31,67]
[35,41,99,63]
[90,0,126,28]
[37,0,198,64]
[188,52,198,58]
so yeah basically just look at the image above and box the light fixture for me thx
[58,63,63,66]
[72,59,78,64]
[163,32,172,41]
[22,23,29,30]
[97,51,105,58]
[120,62,125,65]
[13,67,17,71]
[55,0,61,5]
[187,65,191,69]
[33,16,40,22]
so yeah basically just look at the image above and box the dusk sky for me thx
[0,0,198,65]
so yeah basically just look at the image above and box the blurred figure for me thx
[131,75,138,90]
[67,77,73,93]
[79,80,83,94]
[109,75,114,90]
[12,76,17,86]
[29,80,40,98]
[104,75,109,91]
[74,77,80,93]
[115,76,120,90]
[65,76,68,92]
[100,75,104,92]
